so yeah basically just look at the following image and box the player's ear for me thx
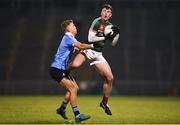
[66,25,70,32]
[110,13,112,18]
[109,13,112,18]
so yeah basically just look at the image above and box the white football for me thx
[104,25,113,36]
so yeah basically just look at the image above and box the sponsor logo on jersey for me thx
[99,25,105,31]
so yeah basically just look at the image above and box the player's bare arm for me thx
[74,41,93,50]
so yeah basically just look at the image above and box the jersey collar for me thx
[100,17,108,22]
[65,32,74,37]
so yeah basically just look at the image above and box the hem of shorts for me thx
[90,60,106,66]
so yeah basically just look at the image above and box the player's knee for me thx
[106,75,114,84]
[74,84,79,92]
[70,85,78,94]
[76,85,79,91]
[72,61,81,68]
[67,83,78,94]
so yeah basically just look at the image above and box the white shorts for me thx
[82,49,106,66]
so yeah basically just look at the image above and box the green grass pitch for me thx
[0,95,180,124]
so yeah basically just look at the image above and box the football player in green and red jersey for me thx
[68,4,120,115]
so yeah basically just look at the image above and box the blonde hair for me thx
[61,19,73,32]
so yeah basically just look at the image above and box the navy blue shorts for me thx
[49,67,67,83]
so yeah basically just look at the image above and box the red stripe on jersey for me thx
[90,29,97,33]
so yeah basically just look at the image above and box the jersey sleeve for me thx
[88,30,105,42]
[89,18,99,32]
[88,18,105,42]
[66,36,77,47]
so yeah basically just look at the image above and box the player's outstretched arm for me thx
[74,41,104,50]
[74,41,93,50]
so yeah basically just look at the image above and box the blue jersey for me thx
[51,32,77,70]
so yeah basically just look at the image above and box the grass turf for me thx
[0,95,180,124]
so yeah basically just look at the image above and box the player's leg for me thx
[67,53,86,72]
[49,67,69,119]
[49,67,78,119]
[93,61,113,115]
[56,91,70,119]
[61,78,90,122]
[94,61,113,101]
[61,78,78,108]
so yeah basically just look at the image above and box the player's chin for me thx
[74,31,77,35]
[102,17,109,21]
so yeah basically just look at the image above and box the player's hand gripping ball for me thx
[104,25,114,36]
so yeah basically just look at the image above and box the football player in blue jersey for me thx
[49,19,100,122]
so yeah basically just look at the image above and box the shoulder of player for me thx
[91,17,112,25]
[91,17,101,26]
[101,20,112,26]
[106,20,112,25]
[64,32,75,40]
[62,33,76,44]
[89,17,101,32]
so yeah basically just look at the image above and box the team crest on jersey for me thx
[99,25,105,31]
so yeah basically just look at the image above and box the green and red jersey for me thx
[89,17,111,52]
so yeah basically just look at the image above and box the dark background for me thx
[0,0,180,95]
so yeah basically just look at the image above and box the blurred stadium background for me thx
[0,0,180,96]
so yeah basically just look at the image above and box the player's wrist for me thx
[90,44,94,48]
